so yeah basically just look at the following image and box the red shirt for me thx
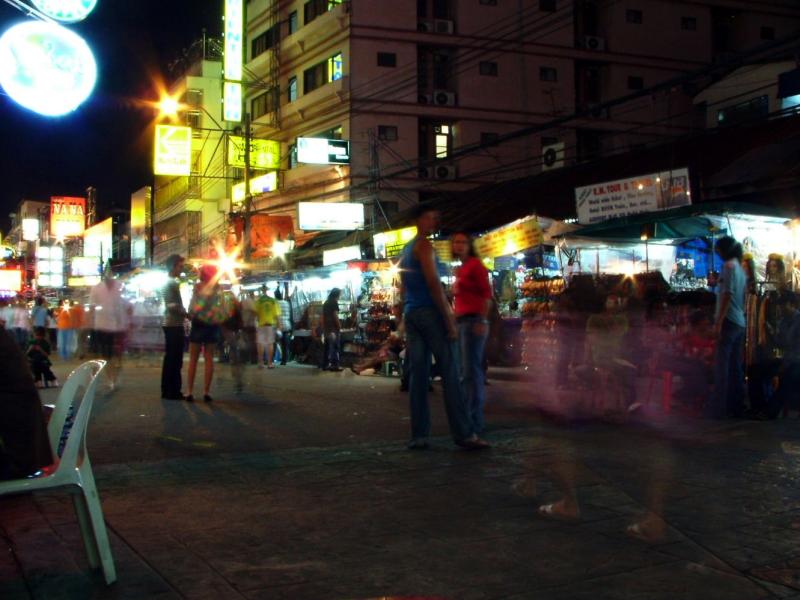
[454,256,492,317]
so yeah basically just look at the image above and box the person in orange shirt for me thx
[56,299,75,361]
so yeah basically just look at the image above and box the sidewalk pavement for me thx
[3,415,800,599]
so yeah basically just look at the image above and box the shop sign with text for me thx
[575,167,691,225]
[154,125,192,176]
[323,245,361,266]
[227,136,280,170]
[50,196,85,237]
[298,202,364,231]
[475,217,543,259]
[297,138,350,165]
[373,226,417,259]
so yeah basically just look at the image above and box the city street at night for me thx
[3,361,800,599]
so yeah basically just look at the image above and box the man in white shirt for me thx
[89,271,128,390]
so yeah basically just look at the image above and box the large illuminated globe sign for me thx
[0,21,97,116]
[31,0,98,23]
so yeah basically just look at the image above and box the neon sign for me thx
[0,21,97,117]
[223,0,243,123]
[31,0,98,23]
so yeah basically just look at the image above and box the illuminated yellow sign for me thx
[224,81,242,122]
[50,196,86,238]
[0,269,22,292]
[474,216,543,259]
[231,172,278,205]
[154,125,192,176]
[227,136,281,170]
[373,226,417,259]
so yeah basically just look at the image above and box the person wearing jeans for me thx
[451,232,492,433]
[161,254,186,400]
[708,236,746,419]
[399,205,489,451]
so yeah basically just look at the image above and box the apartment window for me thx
[761,26,775,40]
[435,124,451,158]
[627,76,644,90]
[626,9,643,24]
[480,61,498,76]
[304,0,342,25]
[251,88,278,119]
[251,25,279,60]
[480,132,498,145]
[303,52,343,93]
[539,0,556,11]
[377,52,397,67]
[288,11,298,34]
[540,67,558,82]
[717,95,768,127]
[287,76,298,102]
[479,0,497,5]
[378,125,398,141]
[681,16,697,31]
[311,125,343,140]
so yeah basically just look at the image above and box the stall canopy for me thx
[561,202,791,243]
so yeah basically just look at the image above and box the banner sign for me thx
[50,196,86,237]
[223,0,243,122]
[475,216,543,259]
[373,226,417,259]
[154,125,192,176]
[297,138,350,165]
[250,215,294,260]
[0,269,22,292]
[298,202,364,231]
[227,136,280,170]
[575,167,691,225]
[232,172,278,207]
[323,245,361,266]
[433,240,453,263]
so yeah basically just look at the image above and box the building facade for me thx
[239,0,800,236]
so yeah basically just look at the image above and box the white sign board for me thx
[575,168,691,225]
[298,202,364,231]
[297,138,350,165]
[323,245,361,266]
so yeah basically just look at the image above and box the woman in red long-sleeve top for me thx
[451,232,493,433]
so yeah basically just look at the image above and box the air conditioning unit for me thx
[432,90,456,106]
[418,93,433,104]
[417,20,434,33]
[582,35,606,51]
[418,166,432,179]
[435,165,457,180]
[541,142,565,171]
[433,19,454,34]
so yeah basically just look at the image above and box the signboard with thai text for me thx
[373,226,417,259]
[227,136,280,170]
[575,168,691,225]
[154,125,192,176]
[474,216,543,259]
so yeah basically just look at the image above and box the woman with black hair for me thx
[708,236,746,419]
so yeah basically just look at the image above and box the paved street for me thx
[3,359,800,599]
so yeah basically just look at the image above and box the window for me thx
[761,26,775,40]
[681,16,697,31]
[480,132,498,145]
[287,76,298,102]
[627,75,644,90]
[540,66,558,82]
[479,61,498,76]
[304,0,342,25]
[288,11,298,34]
[479,0,497,5]
[251,25,279,59]
[717,95,768,127]
[626,9,642,24]
[539,0,556,11]
[435,124,451,158]
[288,144,297,169]
[251,88,278,119]
[303,52,342,93]
[186,111,201,129]
[309,125,343,140]
[378,125,398,141]
[377,52,397,67]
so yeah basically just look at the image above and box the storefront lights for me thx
[0,21,97,117]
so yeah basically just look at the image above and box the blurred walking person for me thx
[11,297,30,348]
[321,288,342,371]
[255,286,280,369]
[274,285,291,365]
[221,290,244,393]
[451,231,492,434]
[56,299,75,361]
[89,269,127,391]
[400,205,489,451]
[161,254,186,400]
[186,265,228,402]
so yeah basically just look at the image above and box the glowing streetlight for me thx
[158,94,181,119]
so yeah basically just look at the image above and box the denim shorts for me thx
[189,320,220,346]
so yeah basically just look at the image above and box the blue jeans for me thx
[458,316,488,433]
[405,307,473,442]
[708,319,745,418]
[57,329,74,360]
[324,331,340,368]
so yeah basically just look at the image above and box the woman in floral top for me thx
[186,265,232,402]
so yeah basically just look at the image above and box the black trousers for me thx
[161,326,184,397]
[274,331,289,365]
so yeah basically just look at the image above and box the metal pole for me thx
[149,181,156,266]
[243,111,252,262]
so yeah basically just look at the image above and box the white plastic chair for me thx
[0,360,116,585]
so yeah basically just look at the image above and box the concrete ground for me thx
[2,357,800,599]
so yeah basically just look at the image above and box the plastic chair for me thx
[0,360,116,585]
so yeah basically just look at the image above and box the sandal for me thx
[185,394,194,402]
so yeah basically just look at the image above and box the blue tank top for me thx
[399,238,444,311]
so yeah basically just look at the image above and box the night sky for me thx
[0,1,221,230]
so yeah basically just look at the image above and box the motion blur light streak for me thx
[0,20,97,116]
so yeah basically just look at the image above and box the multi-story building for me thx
[153,45,233,264]
[239,0,800,234]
